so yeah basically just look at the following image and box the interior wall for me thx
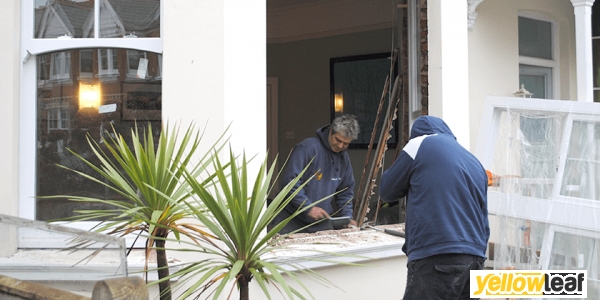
[267,28,398,211]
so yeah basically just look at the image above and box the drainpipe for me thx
[571,0,595,102]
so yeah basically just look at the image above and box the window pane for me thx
[549,232,600,299]
[519,64,552,99]
[519,17,552,60]
[593,2,600,37]
[80,50,93,76]
[127,50,147,77]
[560,121,600,200]
[489,110,566,199]
[36,48,162,221]
[100,0,161,38]
[34,0,161,39]
[34,0,95,38]
[593,39,600,90]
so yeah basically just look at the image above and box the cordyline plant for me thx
[47,122,229,300]
[156,147,355,300]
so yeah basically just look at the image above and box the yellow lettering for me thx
[512,276,526,292]
[527,274,545,293]
[474,274,493,295]
[488,275,501,292]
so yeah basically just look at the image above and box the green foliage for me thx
[158,147,347,300]
[52,122,227,235]
[45,122,230,300]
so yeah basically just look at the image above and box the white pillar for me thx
[428,0,471,148]
[224,0,267,161]
[571,0,595,102]
[163,0,266,162]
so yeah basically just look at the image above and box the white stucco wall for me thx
[163,1,266,166]
[468,0,576,150]
[0,0,20,256]
[247,255,408,300]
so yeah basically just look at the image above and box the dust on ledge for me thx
[268,223,405,257]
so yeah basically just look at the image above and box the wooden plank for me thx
[91,276,148,300]
[0,275,90,300]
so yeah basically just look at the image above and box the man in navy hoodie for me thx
[380,115,489,299]
[272,114,360,234]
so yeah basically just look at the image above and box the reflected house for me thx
[34,0,163,221]
[35,0,160,39]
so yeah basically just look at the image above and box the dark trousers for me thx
[403,253,485,300]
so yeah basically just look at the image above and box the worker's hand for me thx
[348,219,357,228]
[307,207,330,220]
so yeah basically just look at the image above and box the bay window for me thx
[21,0,162,247]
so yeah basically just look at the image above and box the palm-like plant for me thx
[159,148,340,300]
[48,122,229,300]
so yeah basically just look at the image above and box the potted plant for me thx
[47,122,229,300]
[157,148,352,300]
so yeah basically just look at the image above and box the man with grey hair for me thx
[272,114,360,234]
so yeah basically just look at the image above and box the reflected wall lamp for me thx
[79,82,102,110]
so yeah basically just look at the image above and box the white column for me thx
[224,0,267,162]
[428,0,471,148]
[163,0,266,164]
[571,0,595,102]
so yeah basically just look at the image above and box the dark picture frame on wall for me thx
[330,52,398,149]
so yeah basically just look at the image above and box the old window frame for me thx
[476,96,600,276]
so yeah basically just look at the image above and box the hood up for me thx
[409,115,456,140]
[316,125,334,151]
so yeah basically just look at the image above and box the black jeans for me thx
[403,253,485,300]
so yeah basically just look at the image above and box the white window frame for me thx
[96,48,120,82]
[539,225,600,270]
[518,13,560,100]
[47,108,70,131]
[20,0,163,248]
[477,97,600,291]
[476,96,600,236]
[49,51,71,81]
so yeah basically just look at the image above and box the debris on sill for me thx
[269,223,405,255]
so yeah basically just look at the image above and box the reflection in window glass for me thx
[79,50,93,78]
[98,49,119,77]
[127,50,148,78]
[34,0,160,38]
[490,110,565,199]
[101,0,161,38]
[549,232,600,299]
[50,51,71,80]
[36,48,162,221]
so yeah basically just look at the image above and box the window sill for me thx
[0,249,180,282]
[1,226,406,282]
[265,225,406,270]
